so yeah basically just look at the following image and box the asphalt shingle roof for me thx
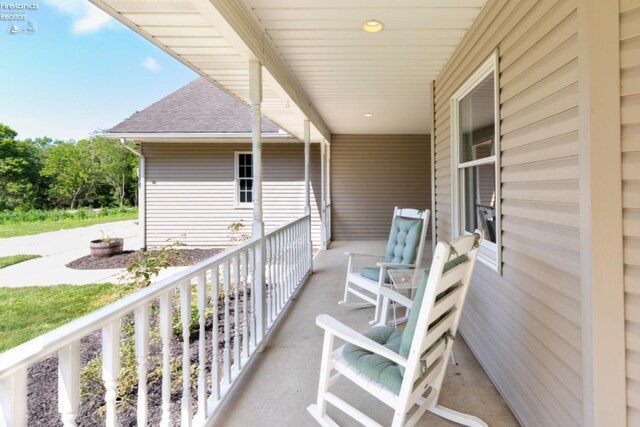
[108,78,284,135]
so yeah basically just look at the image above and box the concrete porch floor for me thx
[214,241,520,426]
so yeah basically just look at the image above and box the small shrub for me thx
[226,220,250,247]
[120,240,185,289]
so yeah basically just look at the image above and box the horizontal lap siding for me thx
[330,134,430,240]
[143,143,322,247]
[433,0,582,426]
[622,0,640,424]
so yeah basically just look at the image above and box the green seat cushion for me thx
[359,266,392,284]
[398,255,469,375]
[342,326,404,394]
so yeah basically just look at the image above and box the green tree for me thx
[0,124,42,211]
[93,137,135,207]
[41,140,98,209]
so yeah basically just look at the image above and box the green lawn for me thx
[0,213,137,238]
[0,254,41,269]
[0,284,133,352]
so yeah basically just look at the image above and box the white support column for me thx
[304,120,313,269]
[577,1,626,426]
[304,120,311,216]
[250,60,266,343]
[320,140,327,250]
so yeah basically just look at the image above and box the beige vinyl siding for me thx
[330,134,430,240]
[433,1,582,426]
[143,143,322,247]
[622,0,640,424]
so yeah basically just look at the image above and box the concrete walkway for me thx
[0,221,185,287]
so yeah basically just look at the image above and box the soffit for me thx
[246,0,487,134]
[92,0,487,138]
[94,0,323,141]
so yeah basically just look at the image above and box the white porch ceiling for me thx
[92,0,487,139]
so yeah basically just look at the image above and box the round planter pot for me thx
[90,238,124,258]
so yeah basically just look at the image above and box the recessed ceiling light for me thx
[362,19,383,33]
[364,113,374,118]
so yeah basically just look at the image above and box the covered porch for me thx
[0,222,516,426]
[0,0,636,426]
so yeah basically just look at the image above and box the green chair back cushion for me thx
[398,255,469,374]
[358,214,423,283]
[342,326,404,394]
[384,216,424,265]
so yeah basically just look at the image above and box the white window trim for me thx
[450,51,502,273]
[234,151,253,209]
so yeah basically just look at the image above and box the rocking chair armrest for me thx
[376,262,415,269]
[379,287,413,310]
[316,314,407,368]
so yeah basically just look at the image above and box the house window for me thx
[235,152,253,207]
[450,52,501,272]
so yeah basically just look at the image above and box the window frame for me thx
[450,51,502,273]
[234,151,254,209]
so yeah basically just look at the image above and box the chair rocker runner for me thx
[308,231,486,427]
[340,207,430,325]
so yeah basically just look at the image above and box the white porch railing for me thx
[0,215,312,427]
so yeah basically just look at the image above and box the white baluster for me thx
[265,237,272,328]
[159,292,172,427]
[270,235,278,325]
[307,217,312,274]
[242,250,250,358]
[233,254,241,371]
[299,221,304,282]
[0,367,27,427]
[286,227,292,297]
[135,304,149,426]
[296,221,302,283]
[210,265,220,401]
[102,320,121,427]
[180,281,193,426]
[223,260,232,385]
[277,232,283,311]
[282,228,288,299]
[196,272,208,421]
[58,341,80,426]
[279,232,284,310]
[303,218,307,274]
[249,247,257,349]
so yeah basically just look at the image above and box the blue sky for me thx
[0,0,197,141]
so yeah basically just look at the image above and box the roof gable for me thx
[108,78,284,135]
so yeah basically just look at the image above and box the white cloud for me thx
[142,56,162,72]
[45,0,116,34]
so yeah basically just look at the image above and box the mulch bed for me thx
[66,248,224,270]
[27,291,252,426]
[24,246,247,424]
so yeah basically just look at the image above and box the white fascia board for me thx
[101,132,302,143]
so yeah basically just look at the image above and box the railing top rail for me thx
[264,214,310,237]
[0,216,308,379]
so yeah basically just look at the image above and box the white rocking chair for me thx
[308,231,486,427]
[340,207,430,325]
